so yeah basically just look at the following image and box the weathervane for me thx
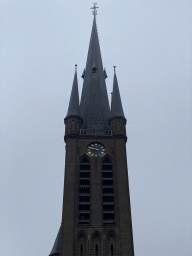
[91,3,99,17]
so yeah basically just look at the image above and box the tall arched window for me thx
[108,235,116,256]
[92,234,101,256]
[102,158,115,224]
[77,234,86,256]
[79,157,90,224]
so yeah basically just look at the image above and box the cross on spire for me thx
[91,3,99,17]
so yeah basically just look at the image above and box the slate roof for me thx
[66,68,80,117]
[49,225,61,256]
[80,17,110,129]
[110,71,125,118]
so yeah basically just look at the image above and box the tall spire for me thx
[80,5,110,129]
[111,66,125,118]
[66,65,80,117]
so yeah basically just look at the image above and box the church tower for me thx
[49,4,134,256]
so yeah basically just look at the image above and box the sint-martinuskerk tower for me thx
[49,4,134,256]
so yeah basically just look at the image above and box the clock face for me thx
[87,143,106,157]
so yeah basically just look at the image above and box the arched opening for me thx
[102,157,112,164]
[81,157,90,164]
[91,234,101,256]
[108,235,116,256]
[77,234,86,256]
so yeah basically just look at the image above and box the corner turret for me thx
[64,65,82,141]
[49,225,61,256]
[109,67,126,139]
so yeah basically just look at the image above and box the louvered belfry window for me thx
[102,158,115,223]
[78,158,90,224]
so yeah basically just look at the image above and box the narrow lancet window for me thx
[111,245,114,256]
[72,120,74,132]
[80,245,83,256]
[117,121,120,131]
[96,244,98,256]
[78,121,80,132]
[92,62,97,73]
[112,122,114,133]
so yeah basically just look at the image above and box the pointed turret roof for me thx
[66,65,80,117]
[111,67,125,118]
[80,17,110,129]
[49,225,61,256]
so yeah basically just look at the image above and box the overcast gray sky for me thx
[1,0,192,255]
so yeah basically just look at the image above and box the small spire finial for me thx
[75,64,77,72]
[113,66,116,74]
[91,3,99,18]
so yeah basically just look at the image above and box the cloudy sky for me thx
[1,0,192,255]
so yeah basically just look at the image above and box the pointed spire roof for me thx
[111,67,125,118]
[49,225,61,256]
[80,16,110,129]
[66,65,80,117]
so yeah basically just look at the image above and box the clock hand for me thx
[90,147,99,150]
